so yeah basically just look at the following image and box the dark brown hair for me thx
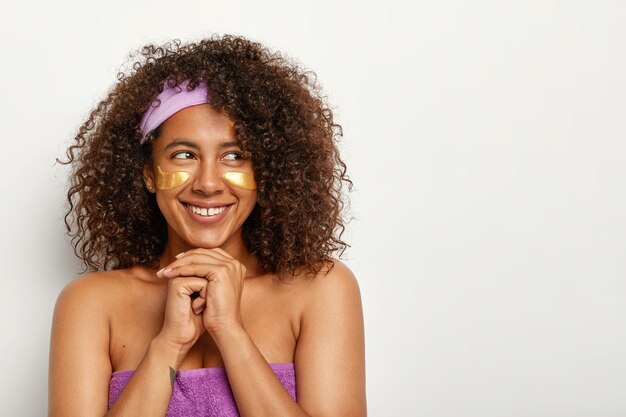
[62,35,351,276]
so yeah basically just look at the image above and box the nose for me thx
[191,159,225,195]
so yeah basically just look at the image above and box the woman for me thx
[49,35,366,416]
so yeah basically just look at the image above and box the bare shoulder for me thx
[292,259,367,415]
[57,270,117,298]
[55,268,133,314]
[51,268,137,347]
[294,259,362,309]
[53,266,157,338]
[50,269,133,415]
[49,266,156,415]
[289,259,364,337]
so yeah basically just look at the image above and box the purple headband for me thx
[139,79,209,143]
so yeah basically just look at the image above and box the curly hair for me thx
[61,35,351,277]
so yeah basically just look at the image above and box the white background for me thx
[1,1,625,416]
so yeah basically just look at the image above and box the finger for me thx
[157,251,233,277]
[191,296,206,315]
[191,283,207,314]
[164,263,234,280]
[209,247,234,260]
[168,277,209,297]
[179,247,233,262]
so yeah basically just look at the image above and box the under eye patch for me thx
[154,165,256,190]
[155,165,191,189]
[223,171,257,190]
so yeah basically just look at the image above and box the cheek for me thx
[239,190,258,219]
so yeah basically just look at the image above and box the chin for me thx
[186,236,228,249]
[170,224,244,252]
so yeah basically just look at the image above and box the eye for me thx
[222,151,245,161]
[172,151,195,160]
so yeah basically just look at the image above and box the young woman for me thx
[49,35,366,416]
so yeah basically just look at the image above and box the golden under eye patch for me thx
[154,165,256,190]
[155,165,191,189]
[223,171,257,190]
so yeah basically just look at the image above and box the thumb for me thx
[191,289,207,315]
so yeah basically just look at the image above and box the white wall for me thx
[1,1,625,415]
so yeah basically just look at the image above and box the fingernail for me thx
[175,252,185,259]
[164,268,172,274]
[156,268,165,276]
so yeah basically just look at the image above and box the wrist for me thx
[209,322,248,347]
[150,334,189,369]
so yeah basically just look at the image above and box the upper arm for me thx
[49,275,113,417]
[294,261,366,417]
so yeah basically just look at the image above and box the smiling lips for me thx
[185,203,229,217]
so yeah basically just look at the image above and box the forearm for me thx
[106,337,185,417]
[214,326,310,417]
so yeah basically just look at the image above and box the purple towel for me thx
[109,363,296,416]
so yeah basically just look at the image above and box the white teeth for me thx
[188,204,226,217]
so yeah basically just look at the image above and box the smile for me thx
[184,204,229,217]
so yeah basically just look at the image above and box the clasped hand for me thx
[156,248,246,352]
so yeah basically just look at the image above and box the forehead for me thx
[154,104,236,148]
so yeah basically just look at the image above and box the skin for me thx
[49,104,366,417]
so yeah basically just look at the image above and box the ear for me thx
[143,164,156,193]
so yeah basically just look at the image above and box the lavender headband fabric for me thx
[139,79,210,143]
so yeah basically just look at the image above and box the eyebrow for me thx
[163,139,199,150]
[163,139,241,150]
[220,140,241,148]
